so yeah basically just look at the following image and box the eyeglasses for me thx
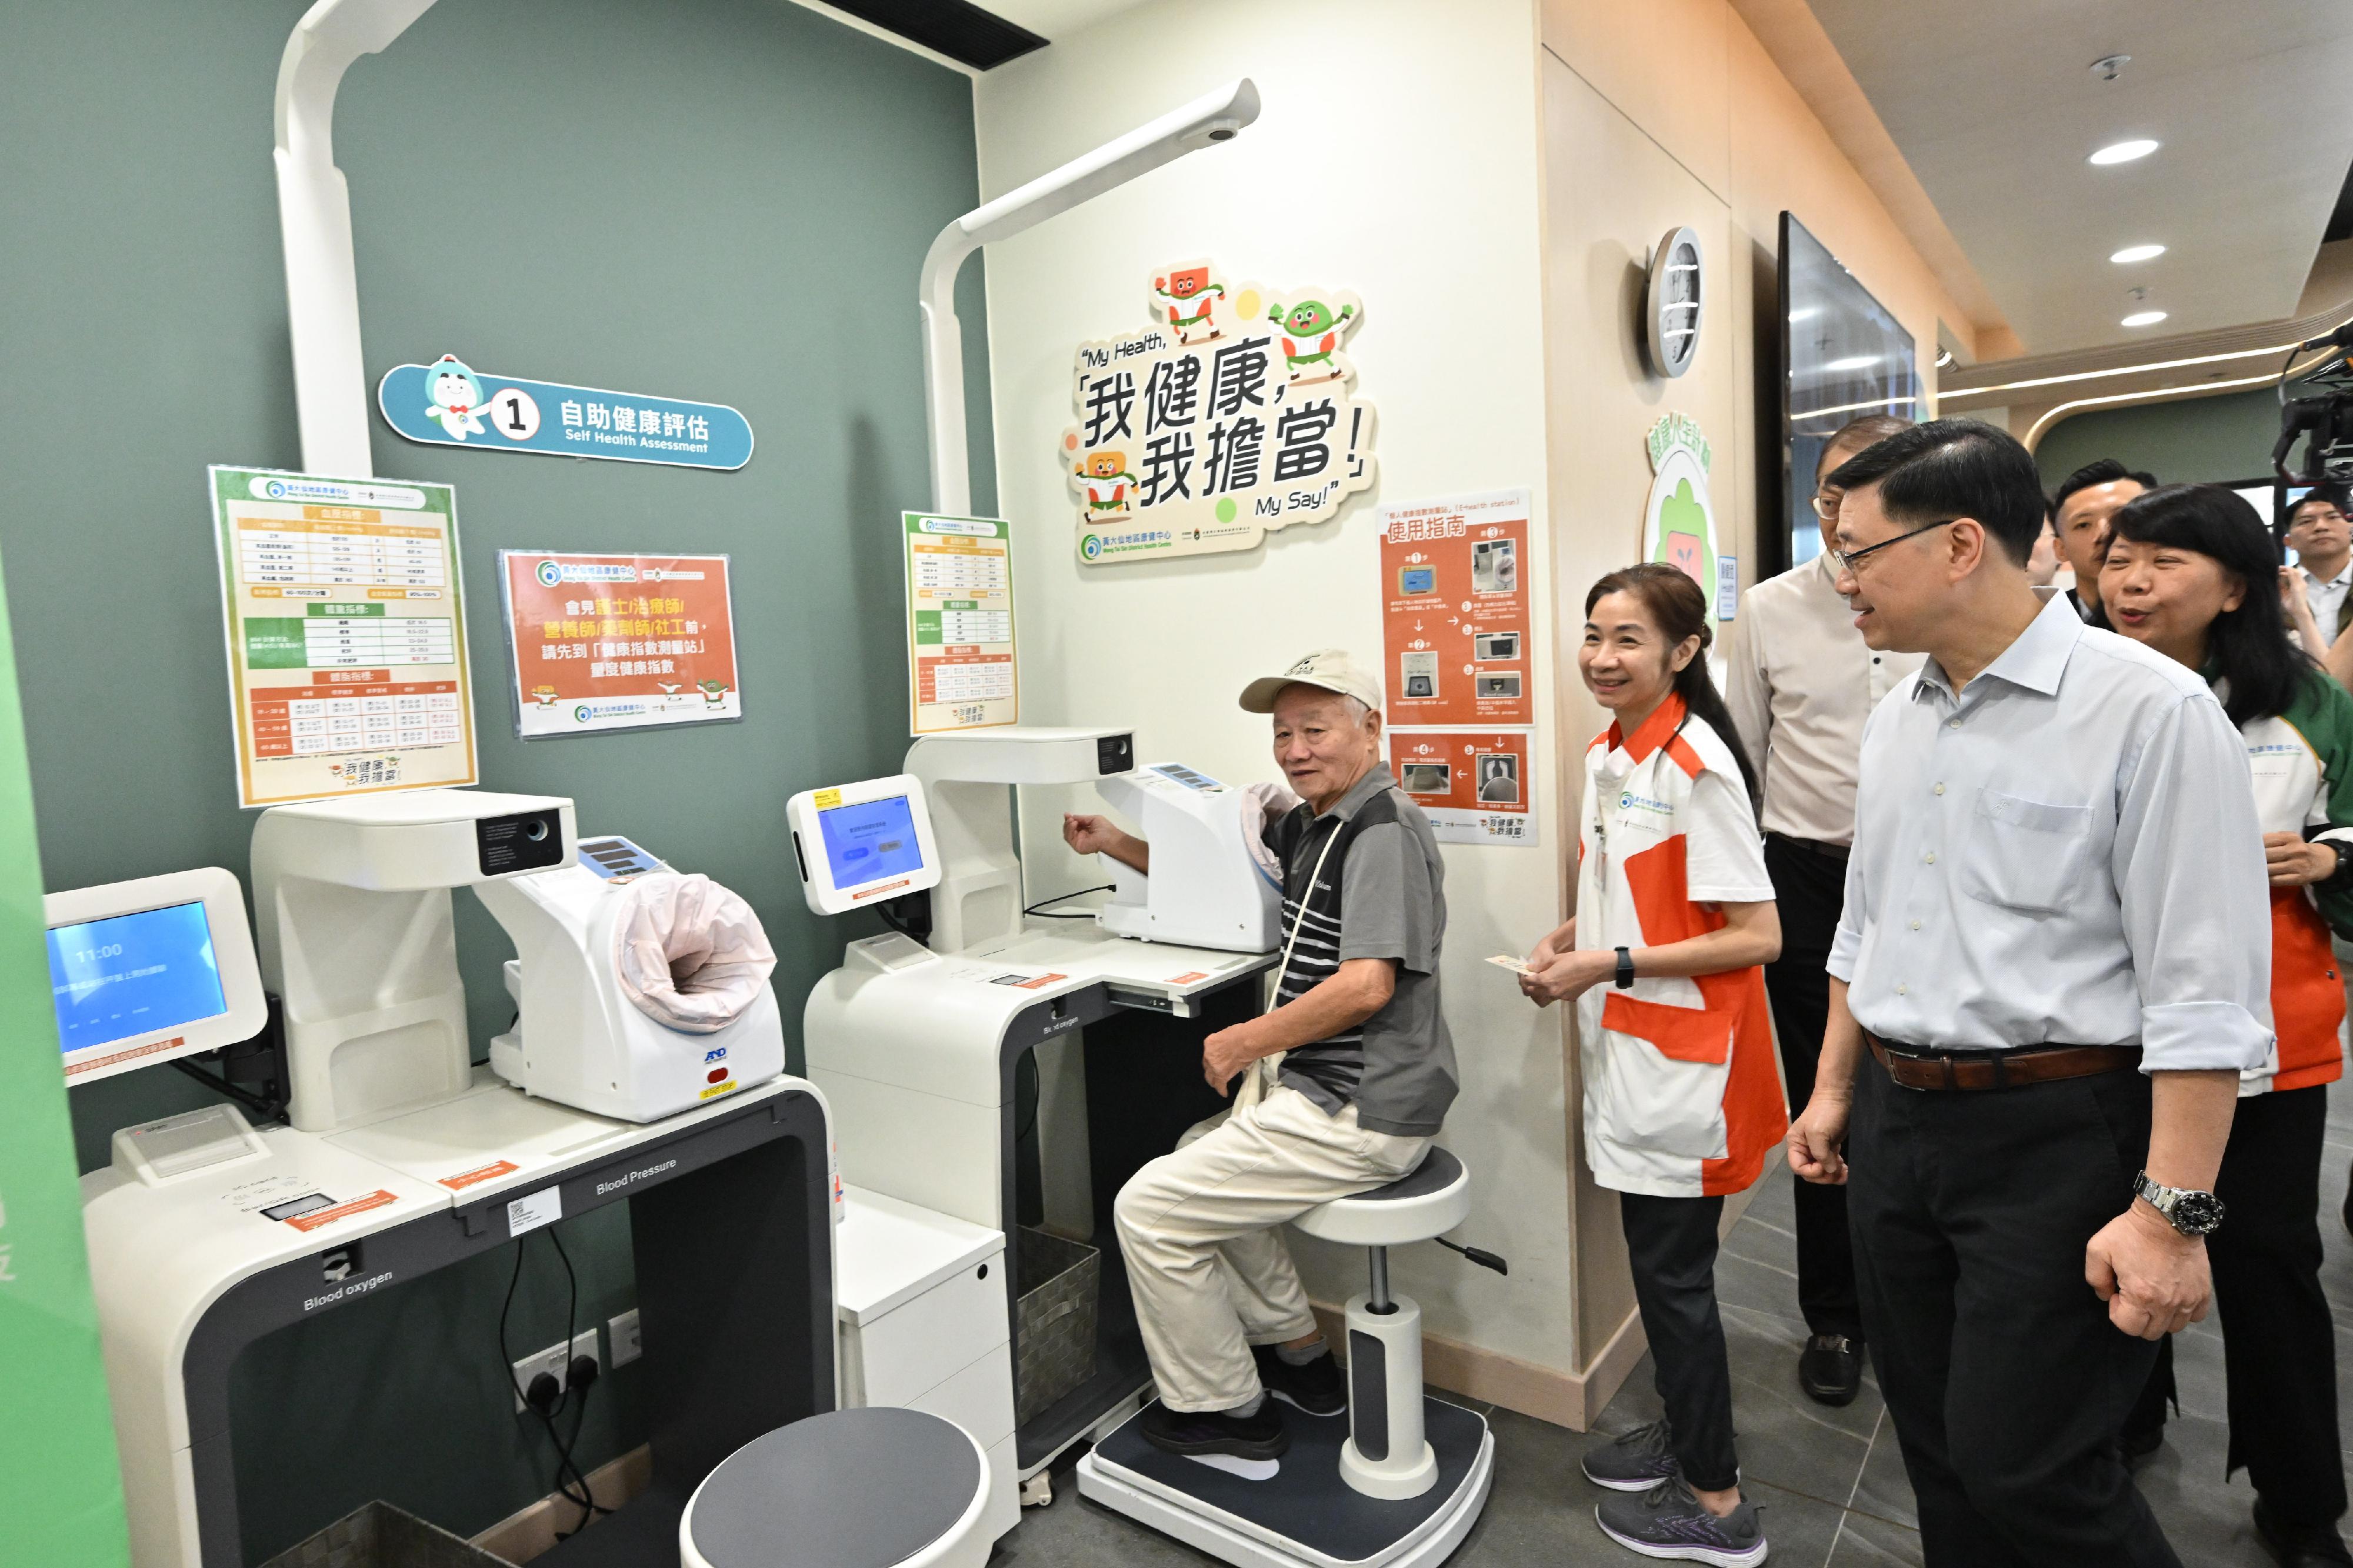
[1830,519,1958,575]
[1811,492,1839,522]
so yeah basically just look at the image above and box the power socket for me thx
[608,1308,642,1369]
[511,1330,599,1413]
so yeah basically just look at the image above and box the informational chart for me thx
[209,467,477,807]
[904,512,1017,733]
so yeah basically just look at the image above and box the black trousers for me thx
[1848,1058,2178,1567]
[1620,1192,1739,1492]
[1761,835,1864,1340]
[2125,1086,2344,1527]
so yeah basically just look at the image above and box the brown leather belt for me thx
[1867,1032,2141,1091]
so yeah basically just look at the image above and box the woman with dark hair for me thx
[2099,482,2353,1566]
[1521,562,1782,1567]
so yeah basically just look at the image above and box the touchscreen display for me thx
[49,900,226,1054]
[819,795,925,887]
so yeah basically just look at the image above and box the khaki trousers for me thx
[1112,1085,1429,1412]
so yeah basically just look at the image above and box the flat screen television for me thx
[1777,212,1923,571]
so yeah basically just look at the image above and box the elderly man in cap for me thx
[1062,650,1458,1460]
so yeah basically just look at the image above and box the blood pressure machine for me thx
[72,789,835,1568]
[794,729,1491,1568]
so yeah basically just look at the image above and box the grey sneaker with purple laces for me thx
[1595,1477,1768,1566]
[1581,1418,1681,1492]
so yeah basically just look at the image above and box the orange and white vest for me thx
[2238,681,2353,1095]
[1575,697,1785,1197]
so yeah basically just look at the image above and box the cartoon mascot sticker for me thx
[1153,264,1225,345]
[1074,449,1139,518]
[1267,298,1357,386]
[424,355,486,441]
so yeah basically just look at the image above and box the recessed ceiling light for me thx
[1824,355,1878,371]
[2090,139,2159,166]
[2122,310,2169,328]
[2110,243,2167,264]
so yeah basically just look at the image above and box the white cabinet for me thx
[835,1187,1018,1542]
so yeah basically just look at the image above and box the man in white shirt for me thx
[1727,412,1921,1407]
[1787,418,2268,1567]
[2051,458,2154,623]
[2286,485,2353,650]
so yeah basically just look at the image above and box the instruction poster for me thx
[1389,730,1537,848]
[498,552,740,738]
[1379,489,1533,727]
[209,467,477,808]
[904,512,1017,734]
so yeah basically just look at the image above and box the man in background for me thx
[1727,412,1922,1406]
[2052,458,2155,622]
[2285,484,2353,653]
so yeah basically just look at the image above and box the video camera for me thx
[2274,321,2353,485]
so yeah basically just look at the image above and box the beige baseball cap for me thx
[1238,649,1384,714]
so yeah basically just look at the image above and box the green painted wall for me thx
[2035,386,2281,489]
[4,0,991,1557]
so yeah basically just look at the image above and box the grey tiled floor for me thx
[994,1079,2353,1565]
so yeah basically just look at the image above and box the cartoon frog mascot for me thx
[1266,298,1357,383]
[425,354,487,441]
[1074,449,1140,518]
[1153,265,1225,345]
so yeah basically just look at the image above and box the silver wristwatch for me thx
[2134,1171,2225,1237]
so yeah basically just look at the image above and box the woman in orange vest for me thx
[2100,483,2353,1564]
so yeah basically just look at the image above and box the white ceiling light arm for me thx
[274,0,439,478]
[919,78,1260,515]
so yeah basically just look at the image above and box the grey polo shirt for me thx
[1261,766,1457,1136]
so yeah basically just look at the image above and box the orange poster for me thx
[499,552,740,737]
[1378,489,1532,727]
[1389,730,1537,848]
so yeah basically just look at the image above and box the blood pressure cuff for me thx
[1244,781,1304,887]
[614,872,778,1033]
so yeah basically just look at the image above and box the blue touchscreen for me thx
[819,795,926,887]
[49,901,226,1054]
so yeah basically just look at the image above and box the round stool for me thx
[680,1406,992,1568]
[1292,1146,1471,1502]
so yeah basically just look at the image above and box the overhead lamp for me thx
[918,78,1261,515]
[2110,243,2167,264]
[1824,355,1878,371]
[2089,139,2159,166]
[1934,347,1957,370]
[2122,310,2169,328]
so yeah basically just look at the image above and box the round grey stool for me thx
[1292,1146,1472,1501]
[679,1406,992,1568]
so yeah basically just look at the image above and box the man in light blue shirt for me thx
[1785,419,2269,1568]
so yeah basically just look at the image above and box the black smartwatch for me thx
[1614,946,1635,989]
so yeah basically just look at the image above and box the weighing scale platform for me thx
[1076,1398,1492,1568]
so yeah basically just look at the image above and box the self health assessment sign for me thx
[378,354,752,471]
[209,466,478,807]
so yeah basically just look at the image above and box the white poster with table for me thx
[208,466,478,806]
[904,511,1018,734]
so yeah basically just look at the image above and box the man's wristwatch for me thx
[2133,1171,2225,1237]
[1614,946,1635,989]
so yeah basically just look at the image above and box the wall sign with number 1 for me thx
[376,354,754,472]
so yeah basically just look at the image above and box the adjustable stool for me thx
[680,1406,992,1568]
[1291,1147,1472,1501]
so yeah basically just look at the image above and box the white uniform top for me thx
[1574,698,1782,1198]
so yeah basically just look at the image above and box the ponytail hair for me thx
[1584,562,1760,817]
